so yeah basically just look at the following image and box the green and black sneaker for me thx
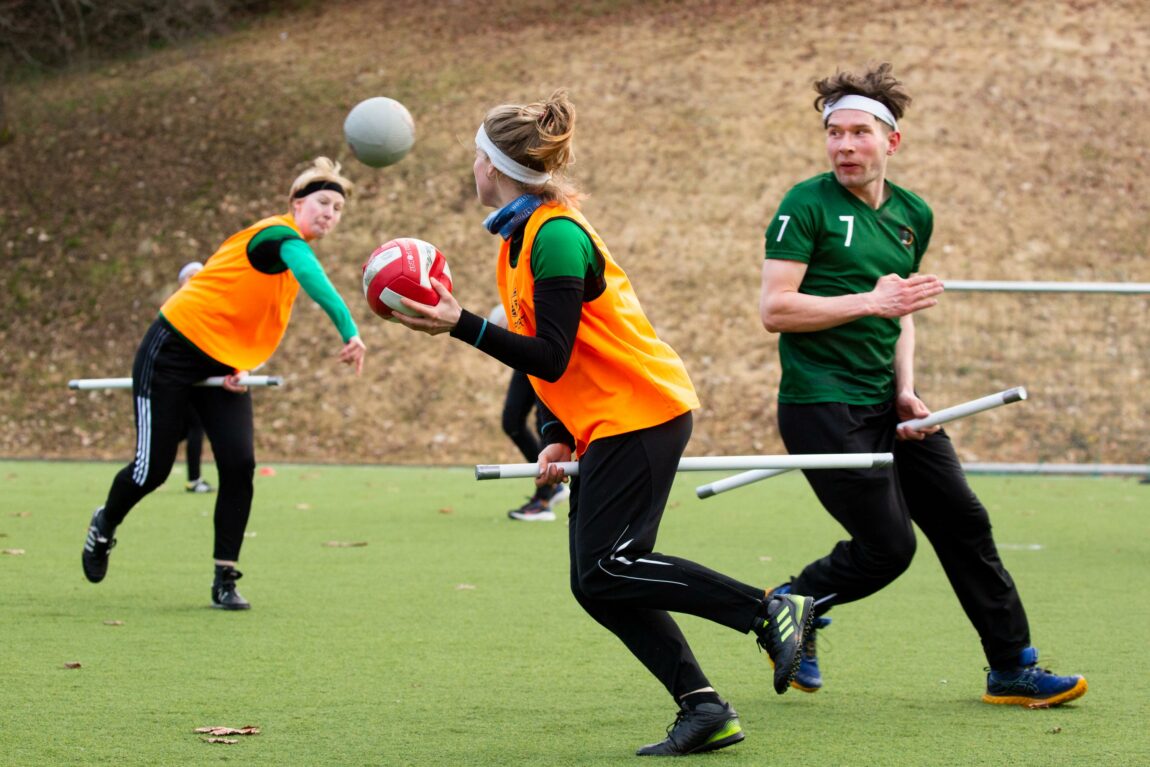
[755,593,814,694]
[636,701,744,756]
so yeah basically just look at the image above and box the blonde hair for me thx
[288,156,354,203]
[482,89,584,207]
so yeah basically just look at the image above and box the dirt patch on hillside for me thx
[1,0,1147,466]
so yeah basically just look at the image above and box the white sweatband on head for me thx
[822,94,899,132]
[475,124,552,186]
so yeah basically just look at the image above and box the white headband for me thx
[475,124,552,186]
[822,94,899,132]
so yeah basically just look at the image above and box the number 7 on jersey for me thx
[774,215,790,242]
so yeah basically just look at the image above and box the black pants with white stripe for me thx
[101,319,256,562]
[778,401,1031,669]
[568,411,768,699]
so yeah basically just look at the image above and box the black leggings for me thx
[102,320,256,562]
[502,370,542,462]
[778,400,1030,668]
[568,411,767,699]
[185,409,205,482]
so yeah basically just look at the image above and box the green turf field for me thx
[1,460,1146,766]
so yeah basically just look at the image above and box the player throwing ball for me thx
[759,63,1086,707]
[394,89,814,756]
[82,157,366,610]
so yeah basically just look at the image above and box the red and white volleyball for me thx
[362,237,453,320]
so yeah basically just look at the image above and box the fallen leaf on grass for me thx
[194,726,261,736]
[63,661,82,669]
[455,583,476,590]
[2,548,25,555]
[1048,726,1062,735]
[438,507,454,515]
[295,503,311,510]
[10,512,31,518]
[103,620,124,626]
[322,541,368,548]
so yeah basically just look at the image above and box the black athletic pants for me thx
[102,319,256,562]
[185,410,205,482]
[568,411,768,699]
[778,401,1030,669]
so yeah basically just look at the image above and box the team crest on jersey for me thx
[899,227,915,247]
[509,288,523,330]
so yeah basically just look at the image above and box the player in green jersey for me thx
[759,63,1086,708]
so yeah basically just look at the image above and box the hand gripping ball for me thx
[362,238,453,320]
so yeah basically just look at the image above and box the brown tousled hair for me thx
[813,62,911,127]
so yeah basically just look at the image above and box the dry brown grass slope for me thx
[1,0,1147,465]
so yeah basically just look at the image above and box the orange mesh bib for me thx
[161,214,301,370]
[496,204,698,455]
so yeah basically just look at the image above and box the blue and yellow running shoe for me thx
[982,647,1087,708]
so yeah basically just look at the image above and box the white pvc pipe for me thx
[943,280,1150,294]
[897,386,1026,431]
[964,462,1150,477]
[475,452,893,480]
[67,375,284,390]
[695,387,1028,499]
[695,468,791,498]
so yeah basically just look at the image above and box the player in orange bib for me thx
[81,157,366,610]
[393,90,814,757]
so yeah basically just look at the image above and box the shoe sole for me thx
[768,660,822,693]
[81,558,107,583]
[982,676,1087,708]
[211,602,252,610]
[689,727,744,755]
[636,720,744,756]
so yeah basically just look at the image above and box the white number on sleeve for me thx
[774,215,791,242]
[839,215,855,247]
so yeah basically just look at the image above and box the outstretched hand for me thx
[339,335,367,375]
[390,278,461,336]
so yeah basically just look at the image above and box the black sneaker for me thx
[636,701,744,756]
[754,593,814,694]
[211,566,251,610]
[82,507,116,583]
